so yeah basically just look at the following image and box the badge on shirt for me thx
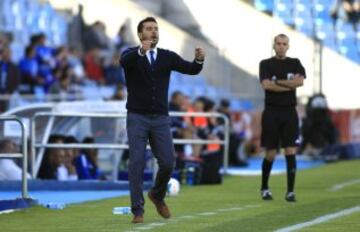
[287,73,294,80]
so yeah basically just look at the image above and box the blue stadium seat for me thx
[253,0,359,63]
[315,24,335,42]
[254,0,274,13]
[204,86,218,98]
[192,86,207,96]
[273,0,295,25]
[82,86,104,100]
[230,99,254,111]
[345,49,360,63]
[3,0,15,31]
[295,16,314,37]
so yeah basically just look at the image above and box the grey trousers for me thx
[126,112,175,216]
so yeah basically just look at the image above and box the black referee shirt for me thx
[259,57,306,107]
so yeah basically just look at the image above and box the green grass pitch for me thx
[1,160,360,231]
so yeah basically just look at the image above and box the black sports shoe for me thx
[285,192,296,202]
[261,189,273,200]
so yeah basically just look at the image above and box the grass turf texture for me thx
[1,160,359,232]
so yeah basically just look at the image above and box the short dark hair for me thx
[171,91,183,100]
[25,45,35,57]
[64,135,79,144]
[137,17,157,33]
[274,34,289,43]
[220,99,230,108]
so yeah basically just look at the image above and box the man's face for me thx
[138,21,159,47]
[273,36,289,58]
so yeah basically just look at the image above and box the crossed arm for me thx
[261,74,304,92]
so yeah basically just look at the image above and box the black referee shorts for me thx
[261,107,300,149]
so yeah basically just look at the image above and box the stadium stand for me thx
[254,0,360,63]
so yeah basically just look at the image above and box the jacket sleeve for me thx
[171,51,203,75]
[120,47,140,70]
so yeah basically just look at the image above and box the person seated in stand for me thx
[0,139,31,180]
[75,137,100,180]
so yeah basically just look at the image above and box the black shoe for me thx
[285,192,296,202]
[261,189,273,200]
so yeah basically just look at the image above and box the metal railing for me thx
[0,116,29,198]
[31,111,230,179]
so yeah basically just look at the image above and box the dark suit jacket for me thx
[121,47,203,115]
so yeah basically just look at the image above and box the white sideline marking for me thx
[128,204,259,232]
[275,206,360,232]
[147,222,166,226]
[0,209,17,214]
[329,179,360,192]
[197,212,218,216]
[216,207,244,212]
[177,215,196,219]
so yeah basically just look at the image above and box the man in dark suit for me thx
[121,17,205,224]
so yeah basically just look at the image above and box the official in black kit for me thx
[259,34,306,202]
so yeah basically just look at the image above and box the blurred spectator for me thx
[63,136,80,180]
[230,111,253,166]
[18,45,40,93]
[0,139,31,180]
[54,46,69,71]
[217,98,231,121]
[48,67,79,101]
[84,48,105,84]
[200,98,223,156]
[75,137,100,180]
[29,34,40,47]
[68,47,86,83]
[331,0,360,32]
[109,84,126,100]
[68,4,86,52]
[301,94,338,159]
[191,97,208,129]
[38,134,67,180]
[0,46,20,112]
[34,33,56,91]
[200,99,224,184]
[104,51,125,85]
[83,21,111,52]
[190,97,208,156]
[114,19,135,52]
[169,91,187,155]
[217,98,245,166]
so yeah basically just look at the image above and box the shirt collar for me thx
[147,47,158,56]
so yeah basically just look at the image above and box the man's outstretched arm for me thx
[172,47,205,75]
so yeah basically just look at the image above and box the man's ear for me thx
[138,33,143,41]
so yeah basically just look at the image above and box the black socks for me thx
[261,158,274,190]
[285,155,297,193]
